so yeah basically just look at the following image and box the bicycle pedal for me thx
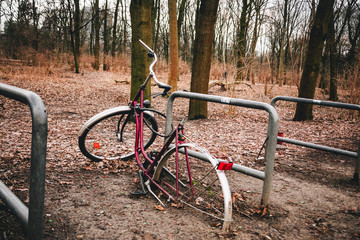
[130,170,147,196]
[130,190,147,196]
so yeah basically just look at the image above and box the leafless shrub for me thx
[179,60,190,75]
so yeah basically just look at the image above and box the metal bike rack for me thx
[165,91,279,206]
[271,96,360,183]
[0,82,47,240]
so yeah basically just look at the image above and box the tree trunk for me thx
[94,0,100,70]
[74,0,81,72]
[121,0,128,53]
[153,0,160,52]
[90,13,94,55]
[103,0,109,71]
[247,0,264,84]
[168,0,178,92]
[345,1,360,70]
[188,0,220,120]
[328,12,338,101]
[235,0,249,83]
[278,0,288,87]
[294,0,335,121]
[68,0,80,73]
[318,42,329,90]
[111,0,120,58]
[130,0,154,100]
[31,0,39,51]
[177,0,187,41]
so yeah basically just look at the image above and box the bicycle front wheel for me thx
[153,143,232,230]
[78,106,158,162]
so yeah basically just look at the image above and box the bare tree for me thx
[31,0,39,51]
[294,0,335,121]
[177,0,187,41]
[93,0,100,70]
[247,0,267,84]
[111,0,120,58]
[277,0,288,86]
[103,0,109,71]
[234,0,252,82]
[68,0,81,73]
[168,0,178,92]
[120,0,129,54]
[188,0,220,119]
[180,0,196,62]
[328,11,338,100]
[345,0,360,67]
[130,0,154,100]
[153,0,160,52]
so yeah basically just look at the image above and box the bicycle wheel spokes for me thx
[79,109,157,162]
[153,144,232,230]
[84,113,136,160]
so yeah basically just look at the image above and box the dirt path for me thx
[0,67,359,239]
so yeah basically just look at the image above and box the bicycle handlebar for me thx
[139,40,172,94]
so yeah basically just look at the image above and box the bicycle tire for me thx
[78,106,158,162]
[153,143,232,230]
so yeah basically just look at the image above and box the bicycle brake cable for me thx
[140,108,174,138]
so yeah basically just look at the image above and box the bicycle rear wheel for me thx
[78,106,157,162]
[153,143,232,230]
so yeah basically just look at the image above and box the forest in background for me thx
[1,1,360,238]
[0,0,359,107]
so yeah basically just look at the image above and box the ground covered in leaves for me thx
[0,64,359,239]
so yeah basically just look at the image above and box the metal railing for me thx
[0,82,47,240]
[271,96,360,183]
[165,91,279,206]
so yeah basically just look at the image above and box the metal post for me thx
[271,96,360,183]
[165,91,279,206]
[271,96,360,111]
[354,140,360,183]
[277,137,357,158]
[0,82,47,240]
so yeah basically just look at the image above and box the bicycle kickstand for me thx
[145,180,165,207]
[130,170,147,196]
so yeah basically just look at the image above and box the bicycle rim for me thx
[153,144,232,230]
[79,109,157,162]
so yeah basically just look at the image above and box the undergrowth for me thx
[0,51,359,111]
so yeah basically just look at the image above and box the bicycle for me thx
[78,40,233,230]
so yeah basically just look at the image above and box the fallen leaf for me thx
[171,202,184,208]
[154,205,164,211]
[232,192,245,202]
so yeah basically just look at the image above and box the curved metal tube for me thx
[0,82,47,240]
[165,91,279,206]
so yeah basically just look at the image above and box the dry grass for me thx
[0,49,73,82]
[209,59,226,81]
[1,51,359,112]
[178,59,191,75]
[343,57,360,118]
[109,53,131,73]
[346,60,360,106]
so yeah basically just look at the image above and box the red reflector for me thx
[94,142,100,149]
[217,162,233,171]
[277,132,284,144]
